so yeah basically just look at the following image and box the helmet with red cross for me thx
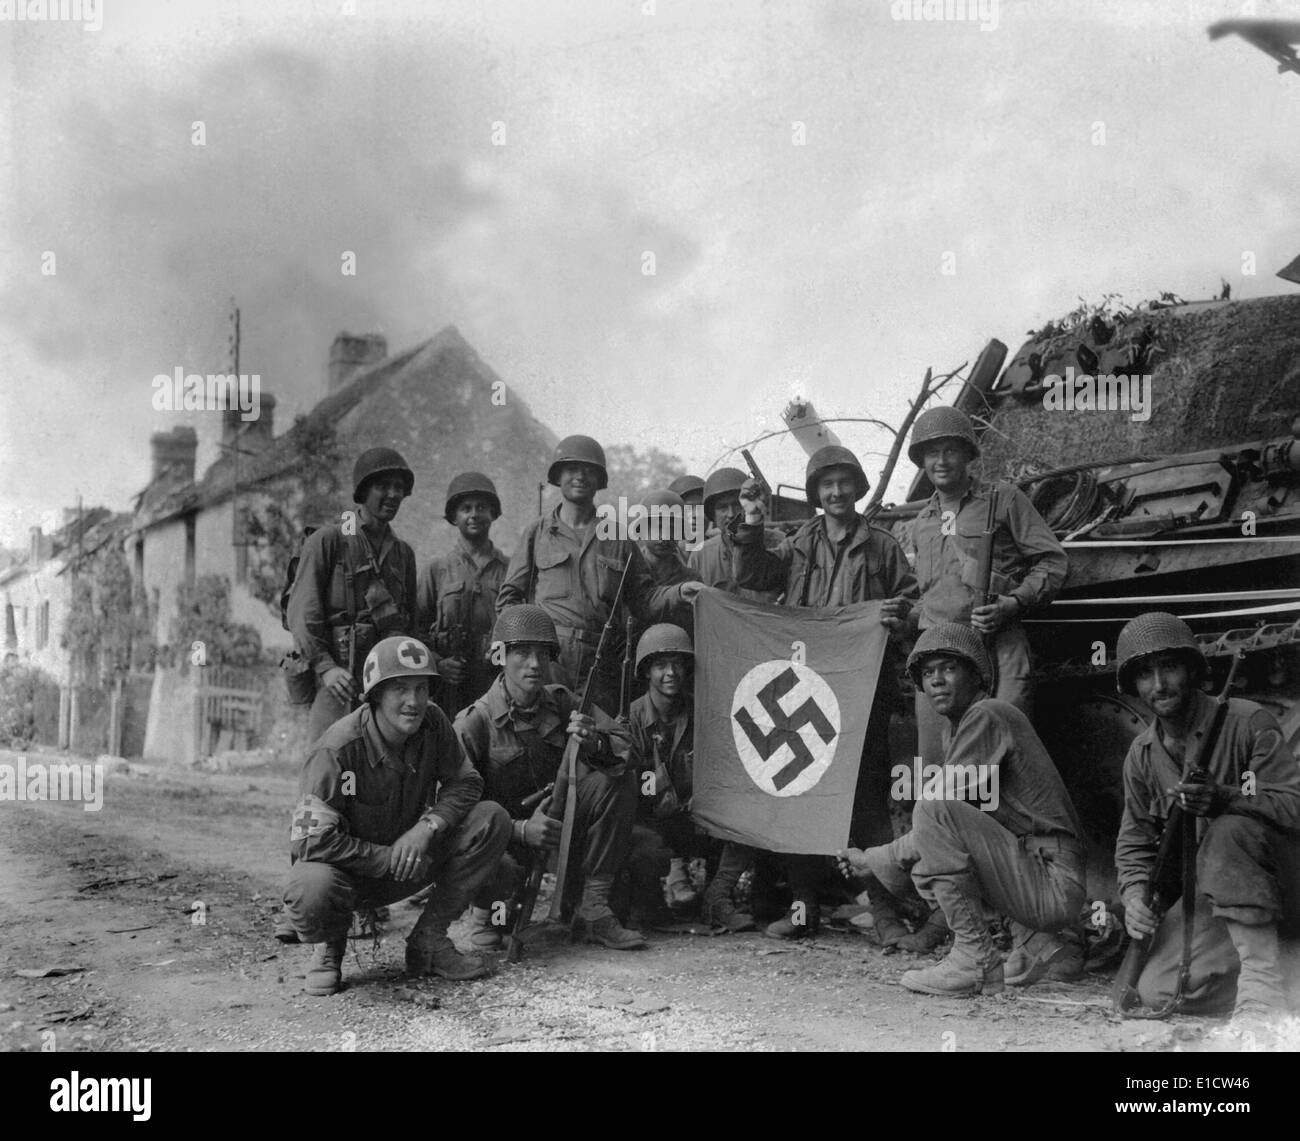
[361,636,439,698]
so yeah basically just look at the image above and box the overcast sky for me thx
[2,0,1298,547]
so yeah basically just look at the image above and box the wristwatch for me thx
[422,815,442,838]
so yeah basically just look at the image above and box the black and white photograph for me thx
[2,0,1299,1079]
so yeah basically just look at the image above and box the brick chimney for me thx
[221,392,276,455]
[328,332,387,393]
[150,425,198,483]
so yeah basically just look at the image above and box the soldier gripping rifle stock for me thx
[505,557,636,962]
[1112,649,1246,1016]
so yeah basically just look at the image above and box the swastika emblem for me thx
[731,660,840,797]
[397,639,428,668]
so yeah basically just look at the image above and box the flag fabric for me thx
[691,587,889,854]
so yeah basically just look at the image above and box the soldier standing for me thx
[282,636,511,996]
[496,434,703,714]
[1114,612,1300,1040]
[455,605,645,951]
[287,447,421,744]
[636,488,701,637]
[732,445,917,943]
[687,467,782,605]
[905,406,1068,768]
[417,472,509,718]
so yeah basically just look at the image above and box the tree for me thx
[169,575,262,672]
[241,414,345,618]
[601,443,688,502]
[61,545,154,685]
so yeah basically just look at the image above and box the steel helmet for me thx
[702,467,748,520]
[668,474,705,504]
[635,623,694,675]
[640,488,687,541]
[1115,612,1206,696]
[907,406,981,467]
[491,605,560,652]
[805,445,869,507]
[906,623,993,692]
[361,636,439,698]
[352,447,415,504]
[444,472,501,524]
[547,435,608,489]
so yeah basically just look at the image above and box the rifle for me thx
[505,556,636,962]
[1112,649,1246,1016]
[973,485,998,611]
[442,621,469,712]
[618,616,635,724]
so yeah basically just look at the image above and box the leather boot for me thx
[577,913,648,950]
[895,907,950,954]
[305,934,347,996]
[865,879,910,947]
[1004,928,1084,986]
[764,901,820,940]
[901,885,1002,996]
[405,933,493,980]
[702,896,757,932]
[666,858,699,909]
[467,905,504,951]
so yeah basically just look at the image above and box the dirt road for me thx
[0,752,1280,1053]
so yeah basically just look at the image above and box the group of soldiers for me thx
[275,407,1299,1041]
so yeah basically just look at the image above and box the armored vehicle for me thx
[877,293,1300,894]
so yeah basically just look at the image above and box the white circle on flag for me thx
[730,659,840,797]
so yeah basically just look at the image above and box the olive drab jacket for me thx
[730,513,917,608]
[286,514,420,680]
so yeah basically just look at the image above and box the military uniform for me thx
[287,516,421,744]
[454,675,637,922]
[1116,689,1300,1011]
[496,506,691,713]
[902,694,1087,992]
[907,480,1067,765]
[688,530,784,605]
[417,537,509,716]
[282,702,509,944]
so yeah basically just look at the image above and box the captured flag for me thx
[691,588,889,854]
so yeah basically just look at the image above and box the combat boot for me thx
[304,934,348,997]
[1004,930,1084,986]
[900,944,1004,996]
[702,897,757,932]
[901,890,1002,996]
[577,913,648,950]
[665,858,699,910]
[764,902,820,940]
[864,880,910,947]
[895,907,950,954]
[467,905,504,952]
[405,933,493,981]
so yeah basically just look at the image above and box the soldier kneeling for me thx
[1114,612,1300,1040]
[455,605,646,951]
[282,637,511,996]
[626,624,757,932]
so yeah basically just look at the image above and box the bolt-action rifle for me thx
[618,616,635,724]
[1112,649,1246,1016]
[505,556,636,962]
